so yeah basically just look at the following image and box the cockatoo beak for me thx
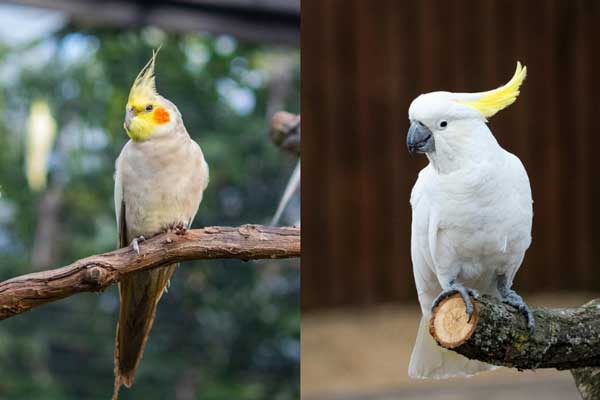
[407,121,435,154]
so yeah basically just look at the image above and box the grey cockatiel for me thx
[407,63,534,379]
[112,50,209,398]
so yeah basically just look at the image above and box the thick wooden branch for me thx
[429,294,600,370]
[570,299,600,400]
[0,225,299,321]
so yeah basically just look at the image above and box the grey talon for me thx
[497,274,535,335]
[431,282,477,322]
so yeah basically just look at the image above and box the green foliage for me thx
[0,26,299,399]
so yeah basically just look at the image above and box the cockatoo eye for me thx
[438,120,448,129]
[145,104,154,112]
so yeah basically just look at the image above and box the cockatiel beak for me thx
[407,121,435,154]
[124,107,134,130]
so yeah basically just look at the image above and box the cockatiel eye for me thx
[145,104,154,112]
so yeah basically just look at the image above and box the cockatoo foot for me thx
[501,289,535,335]
[130,236,146,256]
[431,282,479,322]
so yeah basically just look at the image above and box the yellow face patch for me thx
[124,49,167,141]
[124,102,164,141]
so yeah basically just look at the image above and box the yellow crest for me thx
[457,62,527,118]
[128,48,161,104]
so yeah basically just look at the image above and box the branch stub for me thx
[429,294,478,349]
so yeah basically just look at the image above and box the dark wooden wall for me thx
[301,0,600,310]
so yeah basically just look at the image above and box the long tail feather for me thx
[112,264,176,399]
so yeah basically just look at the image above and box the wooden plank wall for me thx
[301,0,600,310]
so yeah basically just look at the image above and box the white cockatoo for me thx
[407,62,533,379]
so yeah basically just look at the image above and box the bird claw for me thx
[173,222,187,235]
[168,222,188,235]
[502,290,535,335]
[432,283,479,322]
[130,236,146,256]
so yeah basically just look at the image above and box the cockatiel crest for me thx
[128,48,159,104]
[456,62,527,118]
[124,48,174,142]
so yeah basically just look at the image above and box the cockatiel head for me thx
[407,62,527,172]
[124,49,181,141]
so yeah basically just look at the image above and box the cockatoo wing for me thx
[503,151,533,285]
[408,166,496,379]
[409,166,440,313]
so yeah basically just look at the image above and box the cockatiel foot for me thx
[172,222,187,235]
[166,222,188,235]
[130,236,146,256]
[431,282,479,322]
[501,290,535,335]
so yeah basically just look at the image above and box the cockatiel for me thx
[407,62,533,379]
[112,49,209,397]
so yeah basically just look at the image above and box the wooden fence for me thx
[301,0,600,310]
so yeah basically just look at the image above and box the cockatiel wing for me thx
[185,140,210,227]
[114,154,126,248]
[112,152,178,399]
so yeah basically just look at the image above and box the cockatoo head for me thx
[407,62,526,169]
[124,48,181,142]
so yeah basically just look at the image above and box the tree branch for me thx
[570,299,600,400]
[429,294,600,370]
[0,225,299,321]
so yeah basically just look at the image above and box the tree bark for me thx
[570,299,600,400]
[0,225,299,321]
[429,294,600,370]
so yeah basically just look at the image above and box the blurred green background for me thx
[0,3,299,399]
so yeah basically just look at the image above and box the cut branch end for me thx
[429,294,478,348]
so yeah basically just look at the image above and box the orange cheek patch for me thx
[153,107,171,124]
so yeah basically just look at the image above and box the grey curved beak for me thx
[407,121,434,154]
[125,107,134,129]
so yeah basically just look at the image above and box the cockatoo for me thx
[112,49,209,397]
[407,62,533,379]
